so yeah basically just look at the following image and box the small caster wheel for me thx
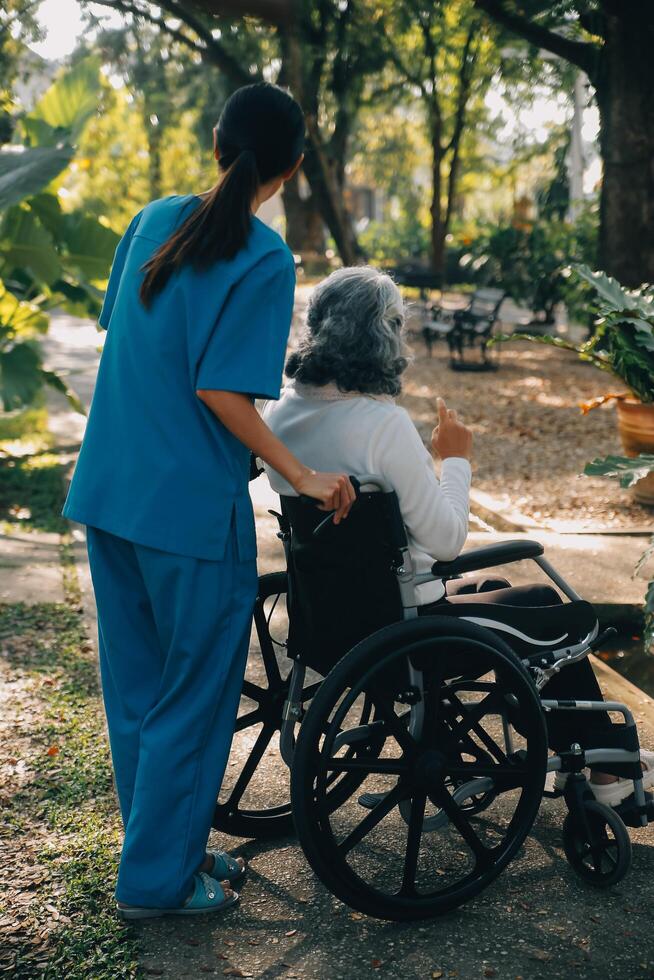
[562,800,632,887]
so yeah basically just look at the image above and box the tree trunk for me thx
[596,13,654,287]
[429,122,445,283]
[278,19,362,266]
[282,172,326,255]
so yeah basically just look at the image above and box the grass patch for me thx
[0,404,50,444]
[0,452,68,533]
[0,399,68,534]
[0,602,141,979]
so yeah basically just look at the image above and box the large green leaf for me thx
[25,191,64,235]
[42,369,86,415]
[584,453,654,488]
[0,146,74,210]
[0,206,61,283]
[59,213,120,281]
[50,277,104,318]
[0,280,49,341]
[22,57,102,147]
[575,264,632,311]
[0,340,43,410]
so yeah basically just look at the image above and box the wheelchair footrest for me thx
[614,791,654,828]
[358,791,387,810]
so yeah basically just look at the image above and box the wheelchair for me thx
[213,472,653,921]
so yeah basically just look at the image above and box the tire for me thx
[291,616,548,921]
[562,800,632,887]
[213,572,298,839]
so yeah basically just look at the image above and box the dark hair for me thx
[140,82,304,307]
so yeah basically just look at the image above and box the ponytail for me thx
[139,149,259,307]
[139,83,304,308]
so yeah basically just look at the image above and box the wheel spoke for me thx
[326,758,409,776]
[338,782,408,855]
[223,724,276,809]
[434,788,495,867]
[241,679,268,703]
[446,690,503,743]
[400,792,427,896]
[235,707,265,732]
[371,696,416,755]
[468,721,508,765]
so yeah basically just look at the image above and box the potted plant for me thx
[491,264,654,504]
[584,454,654,650]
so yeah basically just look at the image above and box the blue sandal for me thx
[117,872,239,920]
[208,849,246,886]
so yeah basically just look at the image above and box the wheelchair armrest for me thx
[431,539,544,577]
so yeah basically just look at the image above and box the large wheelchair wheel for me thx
[291,617,548,921]
[214,572,318,839]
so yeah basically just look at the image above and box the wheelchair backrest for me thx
[280,486,407,675]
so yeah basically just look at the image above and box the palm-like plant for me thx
[490,264,654,405]
[584,454,654,651]
[0,58,120,412]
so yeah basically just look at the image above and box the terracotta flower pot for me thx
[616,399,654,505]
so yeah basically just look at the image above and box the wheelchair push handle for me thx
[300,476,362,536]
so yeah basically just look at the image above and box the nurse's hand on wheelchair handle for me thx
[294,469,357,523]
[432,396,473,461]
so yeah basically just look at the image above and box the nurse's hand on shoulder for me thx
[294,469,357,524]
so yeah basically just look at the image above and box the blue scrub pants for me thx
[86,522,257,908]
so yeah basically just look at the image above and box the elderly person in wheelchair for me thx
[262,267,653,806]
[212,265,654,921]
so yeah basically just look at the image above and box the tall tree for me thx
[379,0,496,278]
[474,0,654,288]
[81,0,379,263]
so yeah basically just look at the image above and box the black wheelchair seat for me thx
[432,598,598,660]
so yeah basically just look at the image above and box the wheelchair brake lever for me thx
[588,626,618,652]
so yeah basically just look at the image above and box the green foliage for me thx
[491,265,654,403]
[584,453,654,489]
[359,196,431,264]
[464,206,598,321]
[0,58,116,413]
[21,57,103,147]
[583,453,654,651]
[0,146,75,210]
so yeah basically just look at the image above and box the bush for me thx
[459,206,598,323]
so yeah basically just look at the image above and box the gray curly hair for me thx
[285,266,409,397]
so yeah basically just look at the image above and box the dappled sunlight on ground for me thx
[402,340,649,529]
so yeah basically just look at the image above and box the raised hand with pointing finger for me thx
[431,396,473,461]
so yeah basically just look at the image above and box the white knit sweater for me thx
[262,381,471,603]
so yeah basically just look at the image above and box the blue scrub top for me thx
[63,194,296,561]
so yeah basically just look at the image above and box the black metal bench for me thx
[423,287,505,370]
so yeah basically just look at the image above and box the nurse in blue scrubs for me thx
[63,82,355,919]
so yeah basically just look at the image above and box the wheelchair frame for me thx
[278,475,646,817]
[215,473,652,919]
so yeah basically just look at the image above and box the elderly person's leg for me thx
[420,584,653,800]
[445,574,510,596]
[440,581,562,607]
